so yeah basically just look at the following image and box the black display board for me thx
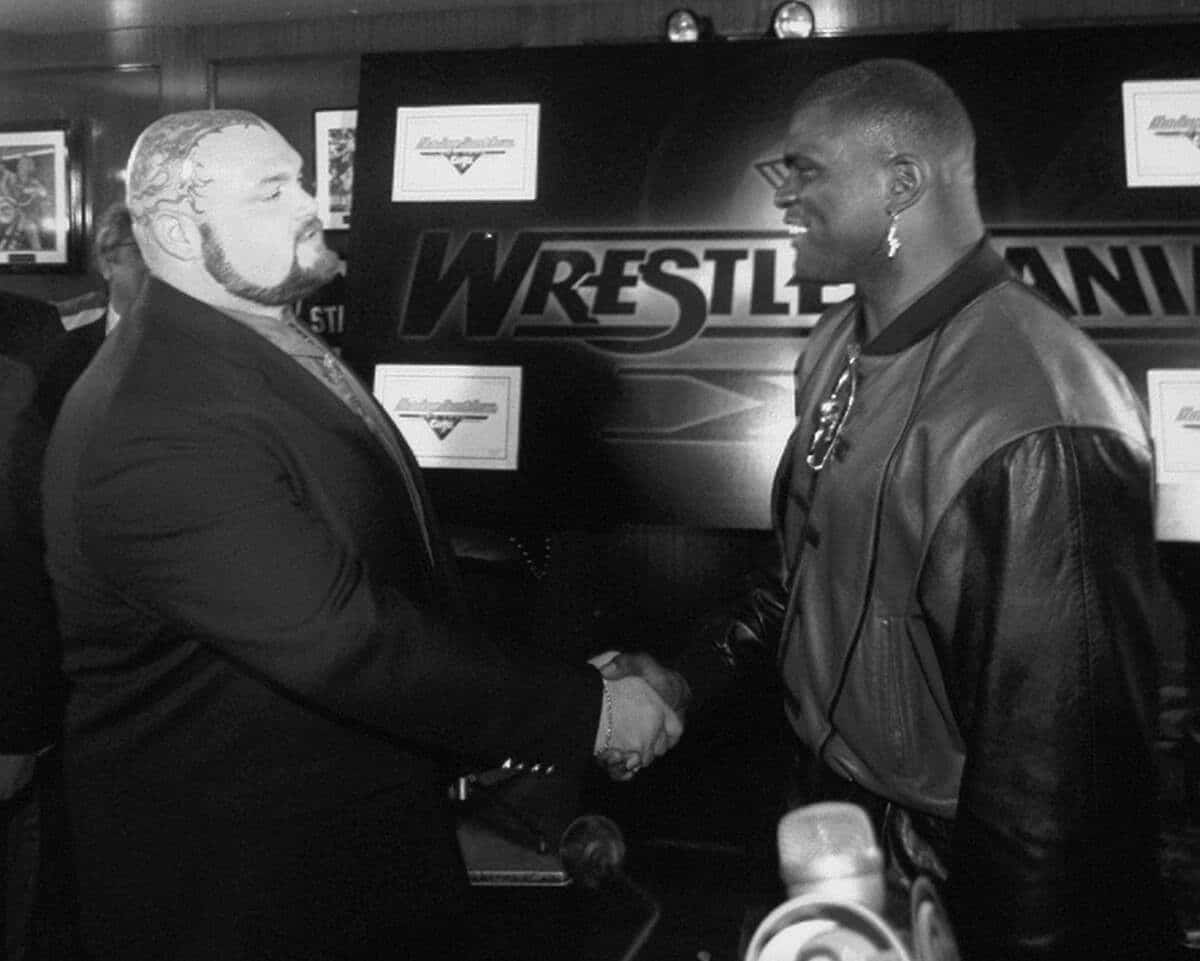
[346,26,1200,529]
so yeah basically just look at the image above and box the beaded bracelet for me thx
[595,679,614,756]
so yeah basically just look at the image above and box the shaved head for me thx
[124,109,338,311]
[126,110,270,226]
[794,59,976,168]
[775,57,986,308]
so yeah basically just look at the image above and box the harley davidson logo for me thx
[415,136,517,175]
[388,396,498,439]
[1149,114,1200,146]
[1175,405,1200,428]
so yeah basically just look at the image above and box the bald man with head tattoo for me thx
[41,110,680,960]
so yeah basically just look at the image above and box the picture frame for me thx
[313,108,357,231]
[0,121,82,270]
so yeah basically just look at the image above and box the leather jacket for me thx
[676,241,1181,959]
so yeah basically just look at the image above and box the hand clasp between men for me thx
[588,650,690,782]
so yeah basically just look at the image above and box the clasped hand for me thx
[588,650,690,781]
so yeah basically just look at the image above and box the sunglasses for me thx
[805,342,860,472]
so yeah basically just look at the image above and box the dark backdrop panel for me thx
[348,26,1200,530]
[0,65,161,302]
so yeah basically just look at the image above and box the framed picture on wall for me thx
[0,122,81,270]
[314,108,356,230]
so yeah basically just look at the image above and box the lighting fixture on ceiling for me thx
[770,1,816,39]
[664,8,715,43]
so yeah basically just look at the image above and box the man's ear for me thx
[146,211,201,263]
[886,154,926,215]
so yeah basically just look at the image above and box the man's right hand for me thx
[597,651,691,715]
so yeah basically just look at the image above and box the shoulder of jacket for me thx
[957,277,1076,339]
[946,278,1127,388]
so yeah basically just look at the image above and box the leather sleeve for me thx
[673,561,789,711]
[919,426,1181,960]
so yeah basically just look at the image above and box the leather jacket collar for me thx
[864,237,1011,356]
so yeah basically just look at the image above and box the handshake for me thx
[588,651,690,782]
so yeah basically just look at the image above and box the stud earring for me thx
[885,211,901,259]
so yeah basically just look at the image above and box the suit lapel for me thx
[137,280,436,534]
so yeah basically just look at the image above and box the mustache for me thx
[296,217,325,240]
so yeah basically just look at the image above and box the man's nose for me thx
[295,186,319,217]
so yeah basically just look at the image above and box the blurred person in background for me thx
[43,202,148,416]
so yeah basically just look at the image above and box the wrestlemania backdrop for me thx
[343,25,1200,530]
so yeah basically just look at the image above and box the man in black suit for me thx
[41,109,681,960]
[0,288,64,960]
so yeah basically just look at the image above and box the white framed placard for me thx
[373,364,522,470]
[391,103,539,203]
[1122,79,1200,187]
[1147,368,1200,540]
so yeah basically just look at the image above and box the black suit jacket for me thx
[42,278,601,958]
[0,289,65,753]
[36,313,105,423]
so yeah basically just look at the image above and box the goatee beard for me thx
[200,221,340,306]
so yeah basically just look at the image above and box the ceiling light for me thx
[665,8,714,43]
[771,2,815,39]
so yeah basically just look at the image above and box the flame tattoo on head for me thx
[126,110,268,227]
